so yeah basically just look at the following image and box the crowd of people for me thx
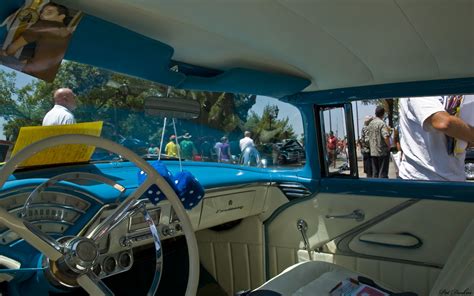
[41,87,473,180]
[146,131,261,165]
[359,96,474,181]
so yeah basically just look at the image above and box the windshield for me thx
[0,61,305,169]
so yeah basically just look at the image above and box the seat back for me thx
[430,219,474,295]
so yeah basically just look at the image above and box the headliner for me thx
[32,0,474,92]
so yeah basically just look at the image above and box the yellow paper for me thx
[11,121,103,167]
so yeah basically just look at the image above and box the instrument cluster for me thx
[0,188,91,245]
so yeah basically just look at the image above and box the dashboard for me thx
[0,167,274,280]
[0,160,310,288]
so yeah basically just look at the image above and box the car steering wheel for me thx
[0,134,200,296]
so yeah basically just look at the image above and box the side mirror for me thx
[144,96,201,119]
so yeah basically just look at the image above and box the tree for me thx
[0,71,49,140]
[0,61,258,147]
[362,98,399,128]
[244,104,295,144]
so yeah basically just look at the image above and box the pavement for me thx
[330,149,397,179]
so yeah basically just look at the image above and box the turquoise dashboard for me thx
[0,159,308,294]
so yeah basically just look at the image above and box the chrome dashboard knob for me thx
[161,225,176,236]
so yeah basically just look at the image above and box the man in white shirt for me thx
[239,131,255,151]
[399,96,474,181]
[239,131,257,165]
[42,88,77,126]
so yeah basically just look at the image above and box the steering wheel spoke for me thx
[77,272,114,296]
[86,178,154,242]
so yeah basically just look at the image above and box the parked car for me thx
[277,139,305,165]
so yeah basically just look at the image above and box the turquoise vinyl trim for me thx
[319,178,473,202]
[0,4,310,97]
[285,77,474,105]
[65,15,185,87]
[180,68,311,98]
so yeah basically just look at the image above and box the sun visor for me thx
[179,68,311,98]
[1,2,310,97]
[65,15,186,87]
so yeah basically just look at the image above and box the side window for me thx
[354,100,396,179]
[318,105,356,176]
[353,96,473,183]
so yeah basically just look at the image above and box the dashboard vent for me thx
[278,182,312,199]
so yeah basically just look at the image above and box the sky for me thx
[250,96,376,140]
[251,96,304,136]
[0,65,36,140]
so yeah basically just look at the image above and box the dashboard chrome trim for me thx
[205,182,271,194]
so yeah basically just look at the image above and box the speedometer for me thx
[0,187,92,245]
[21,206,82,224]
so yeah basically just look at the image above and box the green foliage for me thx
[361,98,399,128]
[0,61,258,145]
[0,70,50,140]
[244,104,295,144]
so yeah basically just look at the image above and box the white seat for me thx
[254,219,474,296]
[254,261,359,295]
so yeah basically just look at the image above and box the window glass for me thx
[352,96,473,182]
[320,106,351,176]
[0,61,305,169]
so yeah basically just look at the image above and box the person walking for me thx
[42,88,77,126]
[361,116,373,177]
[327,131,337,168]
[367,106,391,178]
[180,133,196,160]
[217,136,231,163]
[165,135,179,157]
[148,144,159,155]
[239,131,256,165]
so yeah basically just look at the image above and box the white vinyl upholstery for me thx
[254,261,359,295]
[255,219,474,296]
[429,219,474,295]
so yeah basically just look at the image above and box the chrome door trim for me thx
[313,250,442,269]
[314,199,442,267]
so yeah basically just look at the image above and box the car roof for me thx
[6,1,474,97]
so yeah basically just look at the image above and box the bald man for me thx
[42,88,77,126]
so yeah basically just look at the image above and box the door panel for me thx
[348,199,474,265]
[265,192,474,294]
[266,194,407,252]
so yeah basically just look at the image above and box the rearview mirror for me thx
[144,96,201,119]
